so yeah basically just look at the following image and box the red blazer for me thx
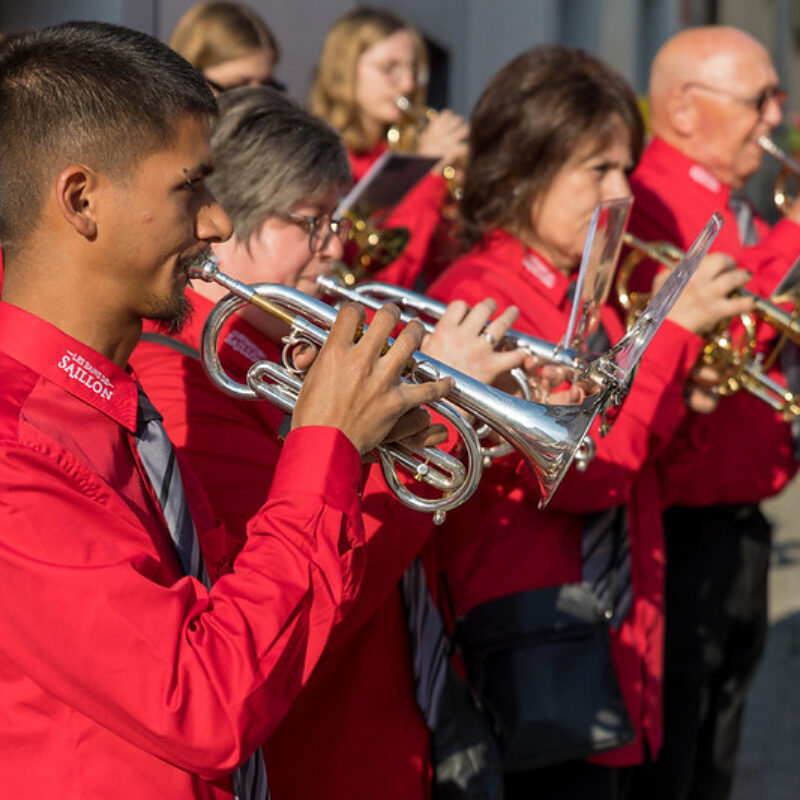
[629,136,798,506]
[427,229,703,766]
[131,289,435,800]
[0,301,366,798]
[349,142,449,288]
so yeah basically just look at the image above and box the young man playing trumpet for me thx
[626,26,800,800]
[130,85,522,799]
[0,22,452,799]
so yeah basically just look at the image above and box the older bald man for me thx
[626,27,800,800]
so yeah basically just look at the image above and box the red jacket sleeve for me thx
[0,425,364,780]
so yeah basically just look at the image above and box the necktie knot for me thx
[136,385,163,428]
[728,194,759,246]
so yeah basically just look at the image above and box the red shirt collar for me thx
[481,229,572,309]
[644,136,731,205]
[0,301,138,431]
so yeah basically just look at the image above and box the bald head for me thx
[650,27,768,129]
[648,26,781,188]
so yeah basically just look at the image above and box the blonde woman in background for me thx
[170,1,284,93]
[311,5,468,288]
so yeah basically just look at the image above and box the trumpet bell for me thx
[759,135,800,216]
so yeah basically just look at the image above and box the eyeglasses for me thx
[684,82,787,116]
[274,211,352,254]
[204,75,287,94]
[364,59,429,86]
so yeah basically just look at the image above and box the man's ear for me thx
[54,164,100,239]
[666,86,696,138]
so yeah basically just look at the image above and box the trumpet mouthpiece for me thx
[187,253,220,282]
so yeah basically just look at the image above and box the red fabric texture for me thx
[427,229,703,765]
[629,137,798,506]
[348,143,449,288]
[0,300,367,798]
[131,289,434,800]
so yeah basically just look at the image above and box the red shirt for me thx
[131,290,434,800]
[0,300,366,799]
[630,137,798,505]
[427,230,703,765]
[349,143,449,288]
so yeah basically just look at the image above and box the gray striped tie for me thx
[136,386,269,800]
[401,557,448,728]
[728,194,758,247]
[581,506,632,630]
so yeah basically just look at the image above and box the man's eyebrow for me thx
[182,163,215,181]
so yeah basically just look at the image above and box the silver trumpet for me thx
[318,275,589,372]
[317,275,608,467]
[190,256,603,517]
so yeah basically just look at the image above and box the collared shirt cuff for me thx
[270,426,362,511]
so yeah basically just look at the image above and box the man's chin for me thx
[147,294,195,335]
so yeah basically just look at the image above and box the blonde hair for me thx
[310,6,428,153]
[169,2,279,71]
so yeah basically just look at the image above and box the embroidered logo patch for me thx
[688,164,721,193]
[57,351,114,400]
[522,253,556,289]
[225,330,266,363]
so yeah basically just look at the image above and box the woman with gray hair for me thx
[131,85,521,799]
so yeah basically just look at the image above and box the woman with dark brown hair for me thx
[426,45,750,799]
[311,6,468,288]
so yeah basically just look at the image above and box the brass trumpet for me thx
[333,213,409,286]
[618,232,800,418]
[388,95,462,199]
[190,256,603,518]
[758,135,800,216]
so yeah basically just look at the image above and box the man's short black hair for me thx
[0,21,217,257]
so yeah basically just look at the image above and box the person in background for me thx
[626,26,800,800]
[426,44,752,800]
[170,1,284,94]
[0,21,451,798]
[131,85,523,800]
[310,5,468,289]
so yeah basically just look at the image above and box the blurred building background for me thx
[3,0,800,218]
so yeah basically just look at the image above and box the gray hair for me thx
[209,86,351,244]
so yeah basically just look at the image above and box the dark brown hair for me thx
[460,45,644,249]
[0,21,216,259]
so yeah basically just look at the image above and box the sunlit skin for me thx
[649,26,784,191]
[203,47,275,94]
[519,124,633,276]
[4,113,233,366]
[355,29,419,140]
[194,187,345,347]
[353,29,468,168]
[509,120,753,407]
